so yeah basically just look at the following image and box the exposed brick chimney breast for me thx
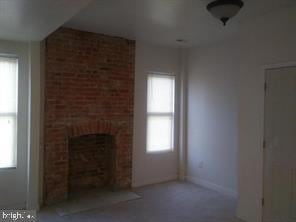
[44,28,135,204]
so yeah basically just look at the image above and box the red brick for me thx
[44,28,135,204]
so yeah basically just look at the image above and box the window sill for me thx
[146,149,174,154]
[0,167,17,171]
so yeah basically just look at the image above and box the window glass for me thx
[0,57,18,168]
[147,74,175,152]
[147,75,175,113]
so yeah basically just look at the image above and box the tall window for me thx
[0,56,18,168]
[147,73,175,152]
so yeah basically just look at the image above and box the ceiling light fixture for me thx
[176,39,186,43]
[207,0,244,26]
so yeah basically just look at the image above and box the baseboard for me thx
[0,202,26,210]
[186,176,238,198]
[26,202,41,211]
[132,175,178,188]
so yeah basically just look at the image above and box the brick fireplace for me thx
[68,121,117,194]
[69,133,114,193]
[44,28,135,204]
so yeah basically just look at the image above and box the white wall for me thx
[237,6,296,222]
[132,42,180,187]
[27,41,45,210]
[186,39,239,197]
[185,8,296,221]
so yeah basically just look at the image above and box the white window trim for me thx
[0,42,29,210]
[146,72,176,153]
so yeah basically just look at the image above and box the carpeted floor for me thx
[54,189,140,216]
[38,181,244,222]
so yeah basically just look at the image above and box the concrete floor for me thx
[38,181,243,222]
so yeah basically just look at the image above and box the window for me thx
[147,73,175,152]
[0,56,18,168]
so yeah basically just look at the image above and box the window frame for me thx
[146,72,176,153]
[0,55,19,169]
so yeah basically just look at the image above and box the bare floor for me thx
[38,181,243,222]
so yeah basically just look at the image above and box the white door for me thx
[0,46,28,209]
[263,67,296,222]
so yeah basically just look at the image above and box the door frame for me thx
[261,61,296,222]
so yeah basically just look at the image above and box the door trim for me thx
[261,61,296,222]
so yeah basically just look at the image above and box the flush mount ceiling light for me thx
[207,0,244,26]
